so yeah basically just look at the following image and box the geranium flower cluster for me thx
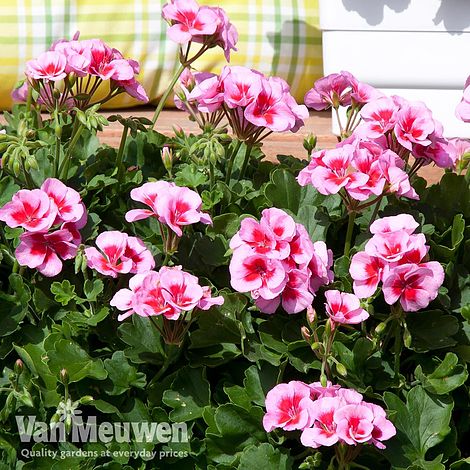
[186,65,308,141]
[263,380,396,450]
[297,140,418,202]
[111,265,224,321]
[229,208,333,314]
[162,0,238,61]
[18,33,147,111]
[304,72,455,170]
[125,181,212,237]
[0,178,86,277]
[349,214,444,312]
[304,70,383,111]
[325,290,369,325]
[84,231,155,278]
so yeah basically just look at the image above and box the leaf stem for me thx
[238,143,253,180]
[115,124,129,183]
[344,211,356,257]
[224,139,242,184]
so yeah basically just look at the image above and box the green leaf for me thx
[238,443,292,470]
[162,366,210,422]
[406,310,459,352]
[264,169,301,212]
[175,163,208,188]
[103,351,147,395]
[83,279,104,301]
[50,280,77,306]
[46,339,107,383]
[118,315,165,364]
[415,353,468,395]
[383,386,453,469]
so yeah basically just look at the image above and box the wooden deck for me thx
[99,109,444,184]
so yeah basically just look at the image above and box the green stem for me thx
[58,121,84,180]
[151,62,186,127]
[149,343,182,386]
[209,161,215,189]
[115,124,129,182]
[238,143,253,181]
[368,195,384,228]
[53,135,61,179]
[225,139,242,184]
[344,211,356,257]
[394,318,403,379]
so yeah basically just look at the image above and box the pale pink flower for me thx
[124,236,156,273]
[412,134,455,169]
[447,138,470,165]
[230,253,286,297]
[210,6,238,61]
[289,224,315,266]
[162,0,218,44]
[351,81,384,106]
[244,78,296,132]
[15,227,79,277]
[263,381,315,432]
[197,286,224,310]
[369,214,419,235]
[456,77,470,122]
[334,404,375,445]
[125,181,174,222]
[230,217,276,256]
[0,189,57,232]
[394,103,435,151]
[307,381,341,399]
[304,71,355,111]
[11,81,29,102]
[159,266,204,312]
[364,402,397,449]
[189,75,225,113]
[25,51,67,81]
[115,78,149,102]
[359,97,399,138]
[110,272,149,321]
[222,66,262,109]
[308,241,334,293]
[382,262,444,312]
[41,178,84,224]
[155,185,212,236]
[350,252,385,298]
[300,397,341,448]
[325,290,369,325]
[84,231,133,278]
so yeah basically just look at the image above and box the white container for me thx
[319,0,470,137]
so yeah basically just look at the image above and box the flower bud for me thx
[303,133,317,155]
[374,321,387,335]
[311,342,321,351]
[306,305,316,325]
[301,326,311,343]
[14,359,23,375]
[60,368,69,385]
[336,362,347,377]
[52,88,61,100]
[161,146,173,173]
[320,373,328,387]
[55,125,62,139]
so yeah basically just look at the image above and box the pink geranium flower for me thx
[162,0,218,44]
[15,227,79,277]
[0,189,57,232]
[159,266,204,312]
[210,7,238,61]
[350,252,385,298]
[369,214,419,235]
[394,103,435,151]
[364,402,397,449]
[308,241,334,293]
[301,397,341,448]
[41,178,85,224]
[359,97,399,138]
[325,290,369,325]
[84,231,133,278]
[263,381,314,432]
[304,71,355,111]
[25,51,67,81]
[124,236,156,273]
[222,66,262,109]
[155,185,212,237]
[110,272,149,321]
[230,253,286,297]
[382,262,444,312]
[197,286,225,310]
[455,77,470,122]
[125,181,174,222]
[334,404,375,445]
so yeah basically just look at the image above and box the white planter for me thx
[319,0,470,137]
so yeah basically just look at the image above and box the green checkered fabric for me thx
[0,0,322,109]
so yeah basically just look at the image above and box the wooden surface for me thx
[99,109,444,184]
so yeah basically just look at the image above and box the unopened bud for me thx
[336,362,347,377]
[60,368,69,385]
[161,146,173,173]
[320,373,328,388]
[14,359,24,375]
[52,88,61,100]
[403,326,412,348]
[311,342,321,351]
[55,125,62,139]
[306,305,316,325]
[25,129,36,140]
[374,321,387,335]
[67,72,77,88]
[301,326,311,343]
[303,133,317,155]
